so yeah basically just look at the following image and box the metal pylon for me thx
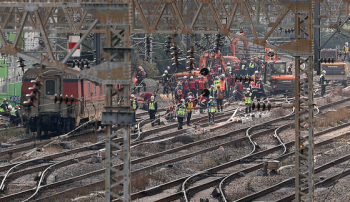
[294,1,315,201]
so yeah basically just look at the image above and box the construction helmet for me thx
[251,58,254,60]
[227,62,230,65]
[290,62,294,65]
[215,76,219,80]
[190,76,194,79]
[209,96,213,99]
[217,85,221,88]
[184,76,187,79]
[139,94,143,97]
[188,96,193,99]
[322,70,326,74]
[247,88,251,91]
[139,66,143,70]
[346,42,349,46]
[181,99,185,102]
[151,96,155,100]
[221,74,225,77]
[255,71,258,74]
[131,94,135,98]
[15,105,19,109]
[8,105,12,109]
[167,66,170,69]
[164,70,168,73]
[178,82,182,85]
[177,89,183,94]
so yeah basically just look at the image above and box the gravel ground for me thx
[224,123,350,201]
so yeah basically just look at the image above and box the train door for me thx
[40,77,60,112]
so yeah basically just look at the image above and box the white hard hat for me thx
[322,70,326,74]
[188,96,193,99]
[346,42,349,45]
[181,99,185,102]
[167,66,170,69]
[227,62,230,65]
[209,96,213,99]
[164,70,168,73]
[247,88,251,91]
[8,105,12,108]
[197,68,199,70]
[151,96,155,100]
[215,76,219,79]
[3,98,6,101]
[255,71,258,74]
[221,74,225,77]
[131,94,135,98]
[184,76,187,79]
[190,76,193,79]
[218,68,221,70]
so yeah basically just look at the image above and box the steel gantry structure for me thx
[0,0,350,201]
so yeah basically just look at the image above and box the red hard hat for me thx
[251,58,254,60]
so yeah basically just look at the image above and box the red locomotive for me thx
[21,67,119,136]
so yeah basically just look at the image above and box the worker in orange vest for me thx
[214,85,224,112]
[220,74,227,98]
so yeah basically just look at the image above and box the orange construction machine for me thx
[199,50,228,71]
[262,60,295,95]
[230,31,248,57]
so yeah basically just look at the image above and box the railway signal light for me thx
[17,57,26,72]
[23,76,42,107]
[201,89,210,97]
[200,68,209,76]
[187,46,196,71]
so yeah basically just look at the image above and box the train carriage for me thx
[21,67,119,136]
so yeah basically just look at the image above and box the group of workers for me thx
[0,98,21,125]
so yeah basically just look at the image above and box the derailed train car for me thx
[21,67,120,136]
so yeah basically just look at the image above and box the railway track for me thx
[135,119,350,202]
[0,106,245,200]
[12,97,348,202]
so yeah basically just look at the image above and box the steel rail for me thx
[2,97,348,201]
[131,121,350,202]
[235,152,350,202]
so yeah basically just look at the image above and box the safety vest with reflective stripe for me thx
[241,64,246,70]
[214,80,221,90]
[208,101,216,113]
[10,110,16,116]
[131,99,137,110]
[220,79,226,90]
[249,63,255,68]
[0,104,7,112]
[245,92,252,104]
[187,101,193,112]
[177,104,186,117]
[320,75,327,85]
[149,101,156,110]
[226,66,232,71]
[345,45,349,53]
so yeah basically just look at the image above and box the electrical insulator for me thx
[65,95,69,104]
[235,75,254,83]
[23,76,42,107]
[171,43,182,67]
[164,35,172,53]
[251,102,272,112]
[144,35,153,60]
[214,34,225,53]
[319,57,335,63]
[187,46,196,71]
[17,57,26,72]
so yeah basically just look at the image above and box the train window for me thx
[46,80,55,95]
[88,83,90,97]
